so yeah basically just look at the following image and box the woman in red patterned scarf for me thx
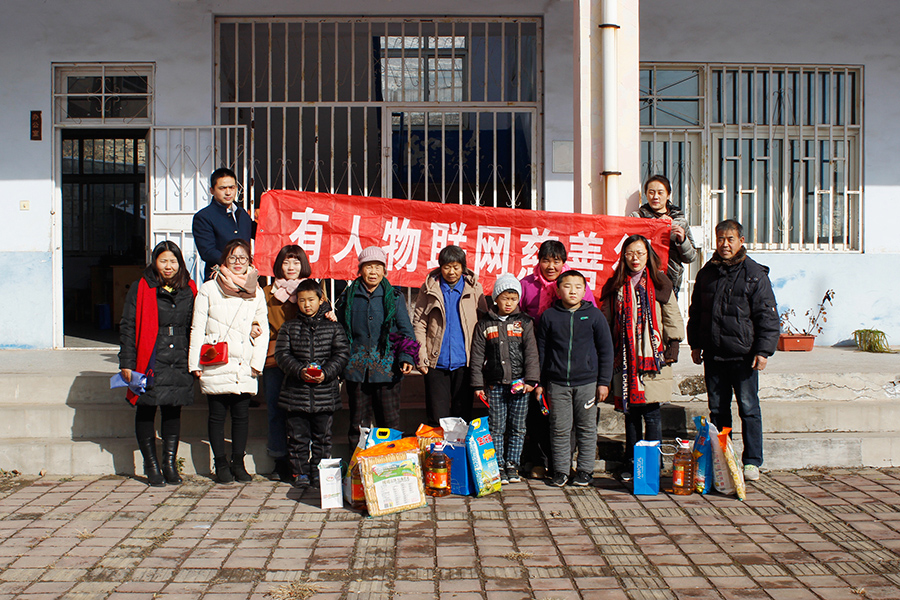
[119,241,197,487]
[600,235,684,482]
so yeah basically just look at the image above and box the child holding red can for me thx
[274,279,350,486]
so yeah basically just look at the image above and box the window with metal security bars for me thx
[641,64,863,252]
[215,18,541,210]
[54,64,154,125]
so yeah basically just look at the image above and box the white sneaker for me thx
[743,464,760,481]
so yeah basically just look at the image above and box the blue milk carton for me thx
[633,440,661,496]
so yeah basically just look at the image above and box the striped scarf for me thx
[613,271,665,411]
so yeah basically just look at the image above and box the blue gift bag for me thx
[633,440,661,495]
[435,441,475,496]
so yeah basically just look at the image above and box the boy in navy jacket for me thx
[536,271,614,487]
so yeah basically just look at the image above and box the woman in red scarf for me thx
[119,241,197,487]
[189,239,269,484]
[601,235,684,482]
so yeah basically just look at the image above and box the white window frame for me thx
[53,63,155,126]
[214,17,542,210]
[642,62,863,253]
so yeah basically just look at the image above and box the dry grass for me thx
[266,580,320,600]
[503,551,534,561]
[76,529,94,540]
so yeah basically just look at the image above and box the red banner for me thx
[255,190,669,298]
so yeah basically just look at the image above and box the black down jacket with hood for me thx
[687,248,780,360]
[274,305,351,413]
[119,271,196,407]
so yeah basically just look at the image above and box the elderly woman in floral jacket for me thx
[334,246,418,450]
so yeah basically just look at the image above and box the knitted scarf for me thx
[127,277,197,406]
[214,265,259,299]
[272,278,305,303]
[613,270,665,411]
[342,277,398,355]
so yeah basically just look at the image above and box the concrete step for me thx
[597,397,900,436]
[1,347,898,474]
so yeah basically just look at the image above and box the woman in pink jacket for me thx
[518,240,595,479]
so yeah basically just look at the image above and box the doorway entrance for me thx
[61,129,148,347]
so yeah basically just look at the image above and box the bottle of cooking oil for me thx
[672,438,694,496]
[424,443,451,497]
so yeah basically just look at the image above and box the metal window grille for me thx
[641,63,863,252]
[53,64,154,125]
[215,18,542,210]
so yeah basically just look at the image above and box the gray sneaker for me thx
[743,464,760,481]
[549,473,568,487]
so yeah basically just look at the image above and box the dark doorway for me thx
[61,129,148,347]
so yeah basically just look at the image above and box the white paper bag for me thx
[318,459,343,509]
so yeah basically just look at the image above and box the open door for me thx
[61,129,149,347]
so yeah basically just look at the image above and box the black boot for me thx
[161,435,183,485]
[272,458,294,483]
[231,455,252,483]
[137,436,165,487]
[214,457,234,484]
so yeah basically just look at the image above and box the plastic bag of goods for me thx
[416,424,444,465]
[706,420,735,495]
[343,426,370,509]
[717,428,746,501]
[357,437,427,517]
[692,416,714,495]
[365,427,403,448]
[465,417,502,497]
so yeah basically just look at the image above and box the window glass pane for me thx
[67,76,102,94]
[106,96,148,119]
[654,101,699,126]
[655,70,698,96]
[640,69,651,96]
[104,76,148,95]
[67,97,103,119]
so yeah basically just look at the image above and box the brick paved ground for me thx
[0,469,899,600]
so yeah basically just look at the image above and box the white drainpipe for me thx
[599,0,620,216]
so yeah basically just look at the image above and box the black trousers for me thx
[285,410,334,478]
[424,367,472,425]
[135,405,181,440]
[521,393,551,469]
[207,393,251,459]
[345,379,403,450]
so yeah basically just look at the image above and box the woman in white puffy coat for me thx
[189,239,268,483]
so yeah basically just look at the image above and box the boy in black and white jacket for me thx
[470,274,540,484]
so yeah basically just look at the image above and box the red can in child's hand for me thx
[305,363,322,377]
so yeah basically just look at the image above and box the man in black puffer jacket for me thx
[687,219,779,481]
[274,279,350,486]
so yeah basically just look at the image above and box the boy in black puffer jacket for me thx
[470,274,540,485]
[274,279,350,486]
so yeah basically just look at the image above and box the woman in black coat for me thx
[119,241,197,486]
